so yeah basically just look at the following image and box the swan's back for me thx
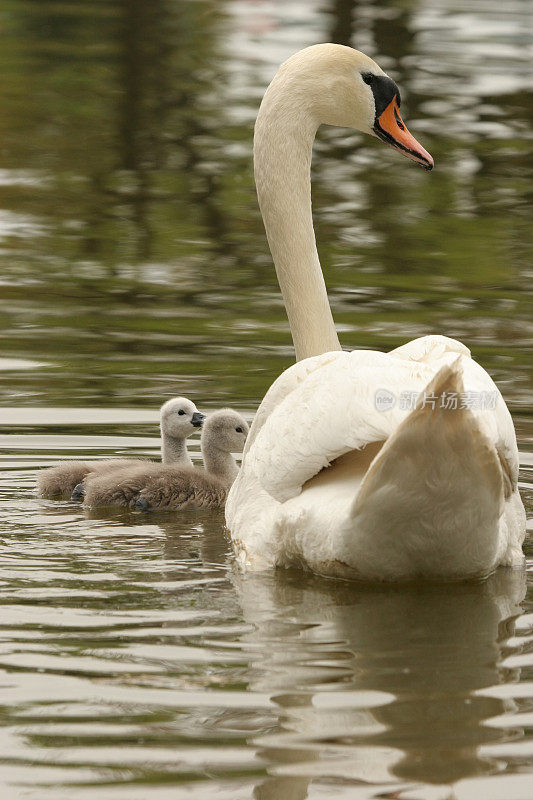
[135,466,229,511]
[37,459,141,499]
[83,463,228,510]
[227,335,525,580]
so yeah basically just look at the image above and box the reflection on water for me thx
[0,0,532,797]
[240,569,526,798]
[0,472,532,798]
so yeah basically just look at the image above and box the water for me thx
[0,0,532,797]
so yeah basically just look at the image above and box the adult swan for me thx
[226,44,526,581]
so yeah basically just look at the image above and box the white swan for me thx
[226,44,526,582]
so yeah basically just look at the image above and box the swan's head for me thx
[273,44,433,170]
[202,409,249,454]
[160,397,205,439]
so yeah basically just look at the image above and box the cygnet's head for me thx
[269,43,433,170]
[202,409,249,453]
[160,397,205,439]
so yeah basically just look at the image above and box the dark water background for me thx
[0,1,532,798]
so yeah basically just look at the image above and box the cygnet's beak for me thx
[373,96,434,171]
[191,412,206,428]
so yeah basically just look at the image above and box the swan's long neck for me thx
[161,432,192,467]
[254,77,341,361]
[202,440,238,486]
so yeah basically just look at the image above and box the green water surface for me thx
[0,1,531,798]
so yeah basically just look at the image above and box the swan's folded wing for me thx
[247,336,468,454]
[248,350,438,503]
[457,355,520,486]
[389,334,471,363]
[387,338,518,483]
[245,350,346,450]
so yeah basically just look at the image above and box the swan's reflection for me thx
[232,567,525,799]
[81,511,526,798]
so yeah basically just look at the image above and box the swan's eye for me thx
[361,73,374,86]
[178,410,185,415]
[235,427,243,433]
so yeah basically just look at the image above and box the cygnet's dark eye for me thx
[235,427,243,433]
[178,410,185,415]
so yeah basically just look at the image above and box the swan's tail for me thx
[350,359,506,580]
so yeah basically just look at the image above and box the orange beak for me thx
[373,96,434,171]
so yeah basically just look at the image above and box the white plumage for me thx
[227,335,525,580]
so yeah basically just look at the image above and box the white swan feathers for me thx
[225,45,526,582]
